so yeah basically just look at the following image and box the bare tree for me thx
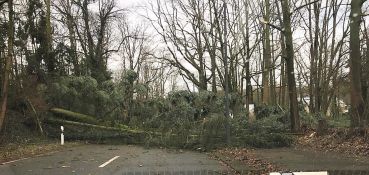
[148,0,211,91]
[73,0,121,82]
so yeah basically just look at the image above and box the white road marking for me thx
[1,151,61,165]
[1,157,29,165]
[98,156,120,168]
[270,172,328,175]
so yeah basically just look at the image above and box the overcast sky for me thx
[108,0,351,91]
[117,0,147,12]
[106,0,147,75]
[106,0,191,91]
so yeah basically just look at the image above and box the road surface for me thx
[0,145,228,175]
[3,144,369,175]
[253,148,369,171]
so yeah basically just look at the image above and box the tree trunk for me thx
[66,0,80,76]
[281,0,301,132]
[349,0,366,127]
[46,118,144,134]
[211,53,217,92]
[363,47,369,121]
[363,21,369,119]
[244,0,251,115]
[270,31,276,105]
[0,48,3,89]
[0,0,14,131]
[27,99,43,135]
[280,34,287,108]
[82,0,95,78]
[222,0,230,145]
[50,108,99,124]
[262,0,271,105]
[45,0,54,74]
[308,2,320,114]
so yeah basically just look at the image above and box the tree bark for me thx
[308,2,320,114]
[349,0,366,127]
[27,99,43,135]
[81,0,96,79]
[50,108,99,124]
[46,118,144,134]
[281,0,301,132]
[45,0,54,74]
[363,19,369,120]
[222,0,230,145]
[262,0,271,105]
[66,0,80,75]
[0,0,13,131]
[244,0,251,115]
[280,34,287,108]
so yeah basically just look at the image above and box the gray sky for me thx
[117,0,147,11]
[107,0,149,74]
[107,0,191,91]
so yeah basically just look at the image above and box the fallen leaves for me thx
[296,129,369,157]
[211,148,282,175]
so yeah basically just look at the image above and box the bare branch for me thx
[0,0,7,7]
[290,0,320,15]
[259,18,284,32]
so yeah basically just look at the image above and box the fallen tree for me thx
[46,108,147,142]
[49,108,100,124]
[45,118,145,134]
[44,117,148,144]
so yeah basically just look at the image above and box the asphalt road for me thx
[253,148,369,171]
[0,145,228,175]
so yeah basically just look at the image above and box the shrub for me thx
[237,133,293,148]
[201,113,227,148]
[254,104,284,120]
[230,111,292,148]
[299,111,318,129]
[327,114,350,128]
[248,115,289,134]
[44,83,295,149]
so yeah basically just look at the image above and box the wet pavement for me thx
[0,145,228,175]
